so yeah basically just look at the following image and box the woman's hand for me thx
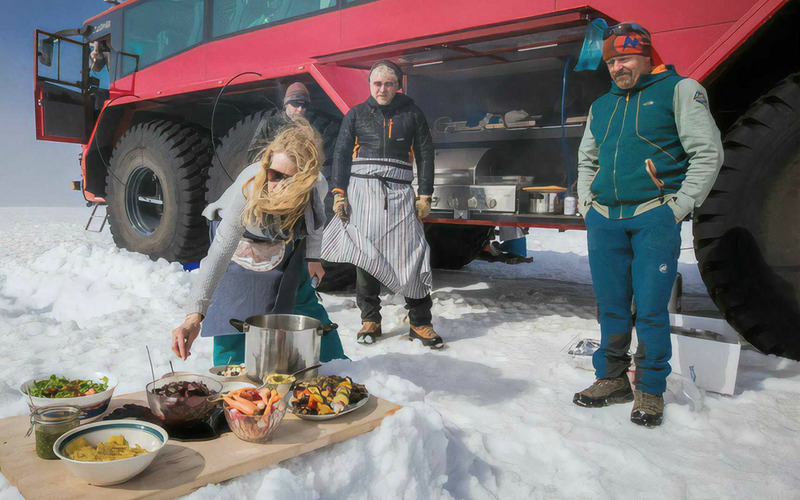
[308,261,325,286]
[172,313,202,360]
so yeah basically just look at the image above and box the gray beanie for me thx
[284,82,311,105]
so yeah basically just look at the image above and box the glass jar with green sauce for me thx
[30,406,81,460]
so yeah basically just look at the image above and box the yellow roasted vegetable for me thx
[331,379,353,413]
[64,437,91,456]
[316,403,334,415]
[67,434,148,462]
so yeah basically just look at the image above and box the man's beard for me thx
[612,70,634,89]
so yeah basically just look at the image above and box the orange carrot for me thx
[229,395,258,415]
[224,395,255,415]
[268,393,281,409]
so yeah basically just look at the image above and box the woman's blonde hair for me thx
[241,119,322,239]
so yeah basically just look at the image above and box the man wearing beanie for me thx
[321,60,441,348]
[246,82,312,161]
[573,23,723,427]
[283,82,311,120]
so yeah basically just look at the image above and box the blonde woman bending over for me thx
[171,121,341,362]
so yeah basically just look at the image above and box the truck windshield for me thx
[212,0,336,38]
[121,0,205,76]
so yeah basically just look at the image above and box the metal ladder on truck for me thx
[84,203,107,232]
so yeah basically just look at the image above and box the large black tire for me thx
[206,109,341,203]
[694,73,800,360]
[205,109,277,204]
[205,109,354,291]
[106,120,211,262]
[425,224,494,270]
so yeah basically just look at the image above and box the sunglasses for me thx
[603,23,650,40]
[267,168,292,183]
[286,100,309,109]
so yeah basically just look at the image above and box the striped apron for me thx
[322,158,432,299]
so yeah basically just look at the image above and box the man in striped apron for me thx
[321,60,442,348]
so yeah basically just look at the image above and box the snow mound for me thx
[2,208,800,500]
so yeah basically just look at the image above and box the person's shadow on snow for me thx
[356,353,529,406]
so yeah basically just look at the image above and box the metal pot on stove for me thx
[529,192,561,214]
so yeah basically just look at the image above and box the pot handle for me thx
[229,318,246,332]
[319,323,338,336]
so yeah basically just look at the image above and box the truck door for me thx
[34,30,93,144]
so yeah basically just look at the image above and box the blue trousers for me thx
[497,237,527,257]
[585,205,682,395]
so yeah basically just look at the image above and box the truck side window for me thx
[212,0,335,38]
[121,0,205,76]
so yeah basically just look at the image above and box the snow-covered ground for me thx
[2,207,799,499]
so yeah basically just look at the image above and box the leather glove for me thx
[416,195,432,219]
[333,192,350,222]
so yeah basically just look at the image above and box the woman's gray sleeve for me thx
[304,176,327,260]
[186,195,247,317]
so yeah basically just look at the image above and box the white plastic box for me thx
[668,326,741,395]
[633,315,741,395]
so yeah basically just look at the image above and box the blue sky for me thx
[0,1,109,206]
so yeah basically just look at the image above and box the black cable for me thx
[210,71,263,182]
[560,56,574,194]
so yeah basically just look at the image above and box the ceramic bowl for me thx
[19,372,118,421]
[53,420,168,485]
[208,364,248,383]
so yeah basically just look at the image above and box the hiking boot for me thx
[630,390,664,428]
[573,373,634,408]
[409,325,444,349]
[357,322,382,345]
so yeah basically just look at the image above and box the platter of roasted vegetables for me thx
[289,376,369,421]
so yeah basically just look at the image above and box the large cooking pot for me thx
[230,314,336,384]
[529,192,561,214]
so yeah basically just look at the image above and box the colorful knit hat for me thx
[602,23,661,63]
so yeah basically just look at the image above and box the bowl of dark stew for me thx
[145,374,222,426]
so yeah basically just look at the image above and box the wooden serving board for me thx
[0,392,401,499]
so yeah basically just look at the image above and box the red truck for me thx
[34,0,800,359]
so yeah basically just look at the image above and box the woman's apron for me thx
[202,222,306,337]
[321,159,432,299]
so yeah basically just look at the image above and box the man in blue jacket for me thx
[573,23,723,427]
